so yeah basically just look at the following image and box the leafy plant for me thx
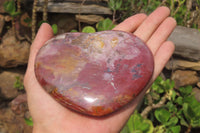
[121,111,154,133]
[121,76,200,133]
[14,76,24,90]
[107,0,200,29]
[96,18,116,31]
[51,24,58,35]
[3,0,20,17]
[24,117,33,126]
[82,26,96,33]
[71,18,116,33]
[3,0,21,39]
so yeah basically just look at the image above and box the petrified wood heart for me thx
[35,31,154,116]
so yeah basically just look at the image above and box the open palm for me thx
[24,6,176,133]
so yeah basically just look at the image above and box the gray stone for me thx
[168,26,200,61]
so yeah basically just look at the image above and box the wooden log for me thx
[166,59,200,71]
[36,2,112,15]
[75,14,104,24]
[168,26,200,61]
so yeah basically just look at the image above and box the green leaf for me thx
[24,117,33,126]
[11,11,21,17]
[115,0,123,10]
[108,0,115,10]
[70,29,78,32]
[183,103,195,122]
[166,101,177,113]
[124,111,153,133]
[165,116,179,126]
[155,108,171,124]
[120,125,129,133]
[175,96,183,105]
[191,118,200,127]
[38,20,48,27]
[51,24,58,35]
[180,117,189,127]
[14,76,24,90]
[82,26,96,33]
[171,90,176,101]
[3,0,16,15]
[169,125,181,133]
[132,111,142,131]
[96,18,116,31]
[179,86,193,96]
[150,91,160,101]
[153,125,165,133]
[144,119,154,133]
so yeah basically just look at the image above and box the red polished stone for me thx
[35,31,154,116]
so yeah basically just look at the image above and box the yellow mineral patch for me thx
[111,37,118,48]
[100,41,104,48]
[67,88,79,97]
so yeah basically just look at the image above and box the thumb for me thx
[29,23,54,69]
[24,23,54,91]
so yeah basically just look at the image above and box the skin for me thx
[24,6,176,133]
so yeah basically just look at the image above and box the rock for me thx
[10,94,28,115]
[49,14,77,34]
[0,0,6,13]
[75,15,104,24]
[0,107,32,133]
[166,59,200,71]
[0,71,23,99]
[36,2,112,15]
[0,29,30,68]
[168,26,200,61]
[171,70,199,88]
[35,31,154,116]
[193,87,200,102]
[197,82,200,88]
[0,14,5,36]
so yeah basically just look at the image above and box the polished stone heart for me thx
[35,31,154,116]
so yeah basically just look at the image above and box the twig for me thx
[171,0,184,17]
[185,124,192,133]
[43,0,48,21]
[141,93,168,118]
[12,17,17,39]
[78,0,86,32]
[184,0,192,27]
[160,0,167,6]
[32,0,38,41]
[17,0,21,12]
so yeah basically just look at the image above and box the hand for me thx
[24,6,176,133]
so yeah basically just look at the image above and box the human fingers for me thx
[113,13,147,32]
[147,17,176,55]
[152,41,175,80]
[134,6,170,42]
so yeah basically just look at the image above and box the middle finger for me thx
[134,6,170,42]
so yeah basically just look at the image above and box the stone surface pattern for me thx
[35,31,154,116]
